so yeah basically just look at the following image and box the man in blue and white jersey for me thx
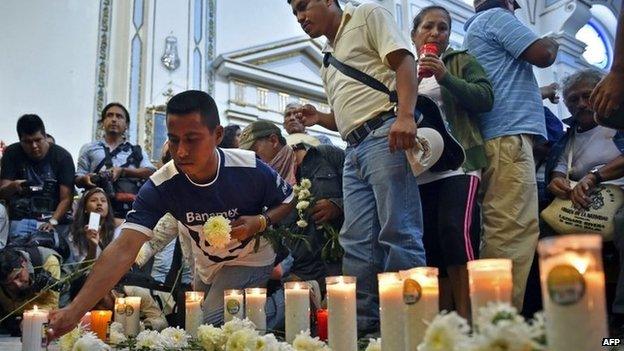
[47,90,294,336]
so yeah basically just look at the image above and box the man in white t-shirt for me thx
[545,69,624,329]
[546,69,624,204]
[47,90,295,338]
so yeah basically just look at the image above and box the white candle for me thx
[244,288,267,332]
[224,289,245,322]
[326,276,357,351]
[284,282,310,343]
[22,305,48,351]
[467,258,512,328]
[400,267,439,350]
[185,291,204,338]
[114,297,126,327]
[538,235,607,351]
[124,296,141,337]
[378,272,406,351]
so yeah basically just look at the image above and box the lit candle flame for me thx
[33,305,38,312]
[570,256,590,275]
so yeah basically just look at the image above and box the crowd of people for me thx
[0,0,623,342]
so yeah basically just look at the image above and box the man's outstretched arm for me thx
[48,229,149,338]
[591,8,624,117]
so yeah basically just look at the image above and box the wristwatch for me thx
[589,168,603,184]
[49,218,59,226]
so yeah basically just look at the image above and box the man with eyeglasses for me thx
[0,115,75,242]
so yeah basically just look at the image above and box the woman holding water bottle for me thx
[68,188,122,265]
[412,6,493,320]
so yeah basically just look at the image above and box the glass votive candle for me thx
[467,258,512,327]
[399,267,439,349]
[538,234,607,351]
[223,289,245,322]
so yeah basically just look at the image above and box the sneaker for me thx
[306,280,322,312]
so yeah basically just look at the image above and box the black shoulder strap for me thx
[323,53,398,103]
[120,145,143,168]
[23,246,43,272]
[93,143,113,172]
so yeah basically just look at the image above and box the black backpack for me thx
[6,230,69,262]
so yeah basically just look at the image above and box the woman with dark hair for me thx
[68,188,122,264]
[219,124,241,148]
[411,6,494,320]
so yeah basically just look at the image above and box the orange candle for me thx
[90,310,112,340]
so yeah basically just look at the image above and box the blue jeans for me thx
[341,117,425,331]
[9,219,40,239]
[195,264,273,327]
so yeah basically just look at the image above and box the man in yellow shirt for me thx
[288,0,423,334]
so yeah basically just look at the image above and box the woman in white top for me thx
[412,5,493,319]
[68,188,121,264]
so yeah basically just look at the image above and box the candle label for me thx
[403,278,423,305]
[226,298,241,315]
[125,304,135,316]
[115,304,126,315]
[547,264,586,305]
[41,322,49,348]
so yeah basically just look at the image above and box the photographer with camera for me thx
[75,103,156,219]
[0,115,75,241]
[0,246,61,335]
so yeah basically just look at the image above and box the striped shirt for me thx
[463,8,546,141]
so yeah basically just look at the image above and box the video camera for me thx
[91,170,116,198]
[14,179,57,215]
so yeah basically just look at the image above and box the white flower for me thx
[59,325,84,351]
[365,338,381,351]
[296,201,310,211]
[225,328,259,351]
[221,317,256,337]
[197,324,226,351]
[159,326,190,349]
[257,333,296,351]
[475,302,524,331]
[135,329,162,349]
[292,330,330,351]
[293,185,301,196]
[418,311,471,351]
[257,333,293,351]
[108,329,126,346]
[473,319,538,351]
[300,178,312,189]
[203,215,232,249]
[72,332,110,351]
[529,312,547,348]
[296,219,308,228]
[297,189,311,200]
[109,321,124,334]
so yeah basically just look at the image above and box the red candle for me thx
[316,308,328,341]
[418,43,439,78]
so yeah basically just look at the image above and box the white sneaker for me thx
[306,280,322,311]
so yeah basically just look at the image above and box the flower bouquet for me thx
[104,317,329,351]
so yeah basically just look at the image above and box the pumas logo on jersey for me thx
[185,208,239,223]
[276,176,290,196]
